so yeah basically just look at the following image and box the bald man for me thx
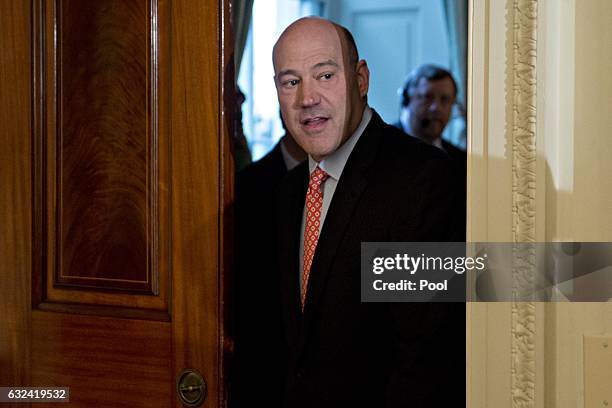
[271,18,464,407]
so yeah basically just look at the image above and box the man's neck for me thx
[399,111,443,148]
[416,134,443,149]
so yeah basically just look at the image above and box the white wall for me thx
[469,0,612,406]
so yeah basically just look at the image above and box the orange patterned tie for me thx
[301,166,330,309]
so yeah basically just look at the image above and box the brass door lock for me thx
[177,369,206,407]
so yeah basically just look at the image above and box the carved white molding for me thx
[511,0,537,407]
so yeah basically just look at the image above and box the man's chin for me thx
[415,130,440,144]
[420,127,443,142]
[307,145,336,162]
[295,136,338,162]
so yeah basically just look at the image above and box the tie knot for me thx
[310,166,329,186]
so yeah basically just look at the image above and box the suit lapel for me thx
[278,163,308,349]
[299,112,384,343]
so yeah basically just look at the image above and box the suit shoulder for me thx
[377,123,452,170]
[236,143,287,196]
[278,160,308,192]
[239,145,282,179]
[441,140,467,164]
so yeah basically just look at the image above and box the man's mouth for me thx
[301,116,329,130]
[421,118,442,128]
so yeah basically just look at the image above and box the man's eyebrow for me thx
[312,60,339,70]
[275,60,339,80]
[276,69,299,79]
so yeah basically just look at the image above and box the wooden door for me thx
[0,0,233,406]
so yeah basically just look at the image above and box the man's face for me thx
[407,77,455,143]
[273,19,368,162]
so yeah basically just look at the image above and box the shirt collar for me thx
[432,137,443,150]
[308,105,373,180]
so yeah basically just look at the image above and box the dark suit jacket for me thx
[276,111,465,408]
[390,120,467,168]
[232,141,292,408]
[441,139,467,166]
[237,141,288,199]
[391,120,467,239]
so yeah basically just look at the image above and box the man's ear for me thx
[355,60,370,97]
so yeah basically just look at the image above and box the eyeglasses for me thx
[412,92,454,108]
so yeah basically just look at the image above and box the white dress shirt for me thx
[298,106,373,287]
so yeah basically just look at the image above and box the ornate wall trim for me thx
[511,0,538,407]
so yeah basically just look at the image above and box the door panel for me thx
[33,0,170,315]
[50,0,154,294]
[31,312,172,407]
[1,0,229,406]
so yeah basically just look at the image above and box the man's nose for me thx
[428,99,442,112]
[298,79,320,108]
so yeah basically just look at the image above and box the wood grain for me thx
[0,0,32,392]
[170,0,222,405]
[57,0,150,290]
[33,0,172,314]
[31,311,172,407]
[2,0,225,405]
